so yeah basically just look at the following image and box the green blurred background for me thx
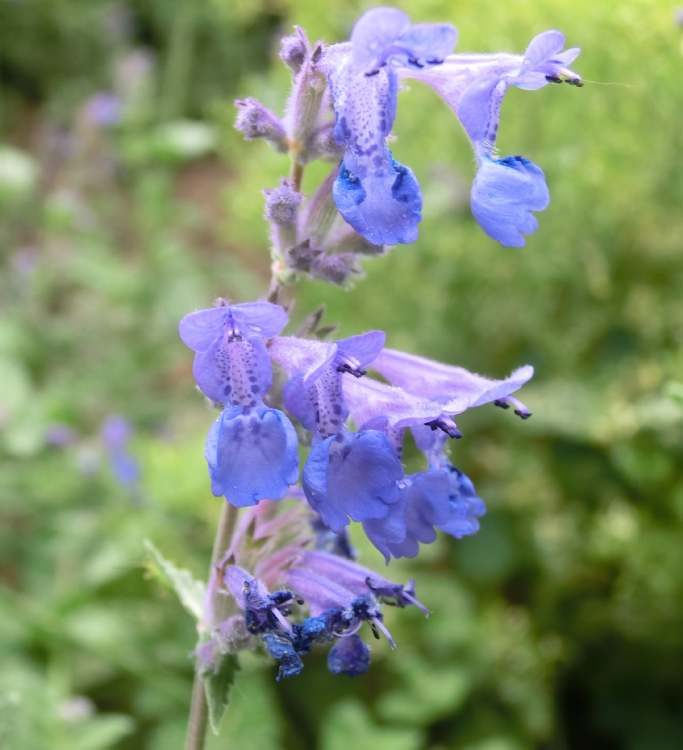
[1,1,682,748]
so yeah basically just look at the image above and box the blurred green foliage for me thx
[1,1,682,748]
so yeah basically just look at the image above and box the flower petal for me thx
[193,337,272,405]
[372,348,534,412]
[334,150,422,246]
[327,635,371,676]
[179,307,228,351]
[350,7,411,71]
[206,406,299,507]
[471,155,549,248]
[303,431,402,530]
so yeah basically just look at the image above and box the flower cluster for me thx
[197,501,428,681]
[180,300,532,562]
[225,551,427,680]
[178,5,582,685]
[236,6,581,268]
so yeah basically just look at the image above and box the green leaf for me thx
[70,715,135,750]
[144,540,205,621]
[204,653,239,735]
[321,700,423,750]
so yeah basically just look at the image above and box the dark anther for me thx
[494,399,510,410]
[568,78,584,87]
[270,590,294,606]
[514,409,532,420]
[296,598,305,606]
[365,69,381,77]
[370,622,381,640]
[545,74,562,84]
[424,417,462,439]
[337,363,366,378]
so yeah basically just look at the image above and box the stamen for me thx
[271,606,293,634]
[425,416,462,439]
[337,362,367,378]
[400,590,430,617]
[372,617,396,649]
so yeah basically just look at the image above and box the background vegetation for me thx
[1,1,682,748]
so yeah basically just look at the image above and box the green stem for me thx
[184,502,239,750]
[184,671,209,750]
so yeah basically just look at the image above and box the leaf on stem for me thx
[204,653,240,735]
[144,540,205,621]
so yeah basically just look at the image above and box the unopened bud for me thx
[234,98,287,152]
[287,42,327,159]
[308,121,344,162]
[286,240,321,272]
[280,27,308,74]
[263,179,303,225]
[311,253,361,286]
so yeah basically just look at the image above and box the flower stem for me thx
[184,502,239,750]
[290,160,304,192]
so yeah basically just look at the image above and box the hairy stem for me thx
[290,160,304,192]
[184,502,239,750]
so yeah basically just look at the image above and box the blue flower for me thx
[400,30,582,246]
[303,429,402,532]
[371,347,534,417]
[219,552,426,681]
[179,301,299,506]
[101,415,141,489]
[325,12,581,248]
[324,8,457,245]
[271,332,403,531]
[471,156,549,248]
[205,405,299,507]
[340,347,532,558]
[327,634,370,676]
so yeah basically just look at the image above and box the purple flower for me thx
[269,334,532,559]
[179,301,299,507]
[324,8,457,245]
[364,459,486,561]
[303,429,402,532]
[84,92,121,128]
[371,347,534,417]
[325,10,581,248]
[100,415,141,488]
[45,423,77,447]
[271,330,386,436]
[327,634,370,676]
[339,347,532,558]
[286,550,428,646]
[205,406,299,507]
[401,30,581,246]
[216,552,426,681]
[271,331,402,530]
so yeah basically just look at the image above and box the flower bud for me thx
[263,179,302,226]
[234,98,287,152]
[307,121,344,162]
[311,253,361,286]
[286,240,321,272]
[286,43,327,160]
[279,27,308,74]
